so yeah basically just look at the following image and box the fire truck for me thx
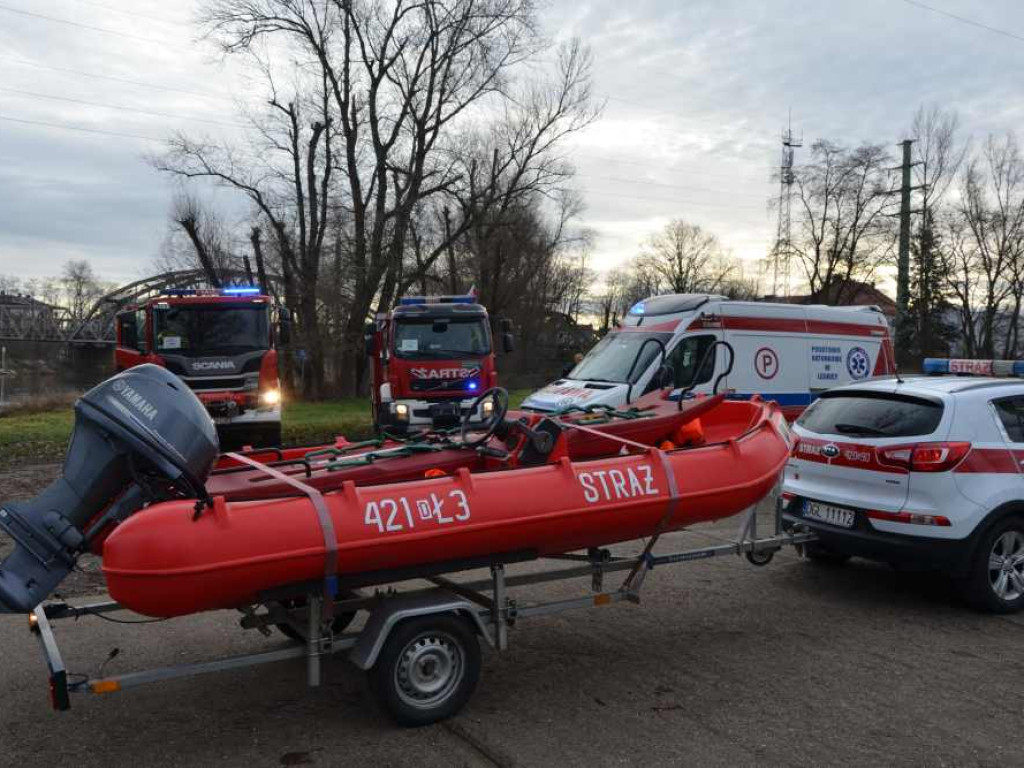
[366,294,513,433]
[114,287,289,447]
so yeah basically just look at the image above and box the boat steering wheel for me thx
[459,387,510,449]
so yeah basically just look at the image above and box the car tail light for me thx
[865,509,952,526]
[876,442,971,473]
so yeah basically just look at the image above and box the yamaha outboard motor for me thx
[0,364,218,613]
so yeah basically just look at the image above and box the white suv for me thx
[782,374,1024,613]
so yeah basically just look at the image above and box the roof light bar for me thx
[223,287,261,296]
[398,294,476,306]
[923,358,1022,377]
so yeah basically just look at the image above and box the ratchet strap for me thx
[224,453,339,612]
[567,423,682,589]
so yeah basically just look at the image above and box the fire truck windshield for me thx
[153,305,269,355]
[569,331,673,384]
[394,317,490,359]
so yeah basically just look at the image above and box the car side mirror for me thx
[278,307,293,346]
[561,363,574,378]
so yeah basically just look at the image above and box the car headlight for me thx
[481,400,494,418]
[261,388,281,406]
[395,403,409,421]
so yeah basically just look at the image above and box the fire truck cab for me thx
[115,287,288,447]
[367,294,513,433]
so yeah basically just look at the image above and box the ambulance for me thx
[522,294,896,419]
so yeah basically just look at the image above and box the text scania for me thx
[578,465,657,503]
[192,360,236,372]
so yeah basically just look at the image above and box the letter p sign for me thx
[755,347,779,380]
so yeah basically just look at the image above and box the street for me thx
[0,503,1020,767]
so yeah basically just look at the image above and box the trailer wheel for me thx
[745,549,774,566]
[275,594,357,643]
[370,614,481,727]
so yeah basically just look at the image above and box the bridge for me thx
[0,270,277,345]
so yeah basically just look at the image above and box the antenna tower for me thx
[770,115,801,296]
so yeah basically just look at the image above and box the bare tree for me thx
[156,60,336,396]
[944,133,1024,357]
[186,0,598,394]
[60,260,103,323]
[636,219,736,294]
[793,140,895,299]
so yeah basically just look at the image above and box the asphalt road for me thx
[0,469,1020,767]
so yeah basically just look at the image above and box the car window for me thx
[797,392,943,438]
[994,397,1024,443]
[667,335,716,388]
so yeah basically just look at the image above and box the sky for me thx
[1,0,1023,290]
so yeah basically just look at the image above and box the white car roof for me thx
[829,375,1024,398]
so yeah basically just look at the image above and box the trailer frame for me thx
[28,501,814,724]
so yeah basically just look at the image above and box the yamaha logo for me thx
[822,443,840,459]
[111,379,125,393]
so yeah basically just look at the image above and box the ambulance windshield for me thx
[569,332,672,384]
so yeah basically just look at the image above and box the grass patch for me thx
[0,409,75,469]
[0,389,535,470]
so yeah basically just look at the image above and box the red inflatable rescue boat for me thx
[101,391,792,618]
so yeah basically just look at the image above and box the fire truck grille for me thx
[186,376,248,391]
[410,378,479,392]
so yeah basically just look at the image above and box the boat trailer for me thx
[27,501,815,726]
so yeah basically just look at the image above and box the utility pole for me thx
[894,139,923,368]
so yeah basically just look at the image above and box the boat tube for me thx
[0,363,792,620]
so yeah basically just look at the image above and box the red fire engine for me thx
[114,287,289,447]
[366,294,513,433]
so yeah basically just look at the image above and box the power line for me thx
[899,0,1024,44]
[61,0,188,27]
[569,151,773,183]
[0,3,191,50]
[582,186,770,212]
[0,113,162,142]
[579,172,769,200]
[1,56,232,102]
[0,85,245,128]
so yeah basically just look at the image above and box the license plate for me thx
[802,500,856,529]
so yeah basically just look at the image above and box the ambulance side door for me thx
[718,304,808,410]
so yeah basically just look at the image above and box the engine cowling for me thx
[0,364,218,613]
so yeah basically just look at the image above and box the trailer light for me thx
[395,403,409,421]
[90,679,121,695]
[779,492,795,511]
[27,613,38,632]
[481,399,493,418]
[261,388,281,406]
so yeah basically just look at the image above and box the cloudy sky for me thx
[1,0,1023,289]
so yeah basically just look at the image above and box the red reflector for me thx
[866,509,952,527]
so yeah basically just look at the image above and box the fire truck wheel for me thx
[369,614,481,727]
[963,516,1024,614]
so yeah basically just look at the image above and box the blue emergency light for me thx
[467,381,478,391]
[399,294,476,306]
[629,302,646,315]
[223,286,261,296]
[923,358,1024,377]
